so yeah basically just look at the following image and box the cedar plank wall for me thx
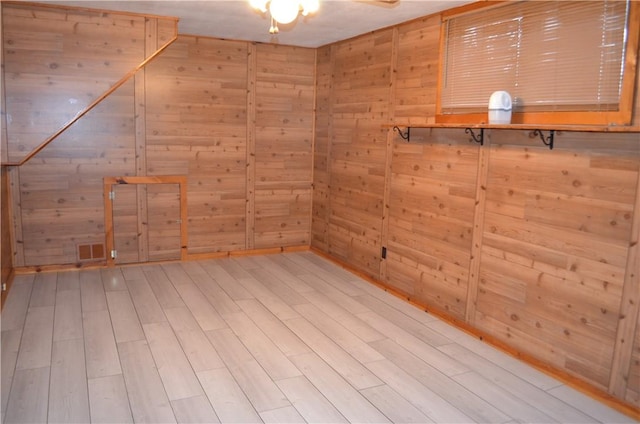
[311,45,333,251]
[1,16,13,306]
[0,167,12,307]
[312,13,640,409]
[1,3,177,266]
[328,31,393,278]
[1,4,315,268]
[144,37,249,255]
[2,0,639,410]
[254,44,314,249]
[16,80,137,266]
[2,4,175,165]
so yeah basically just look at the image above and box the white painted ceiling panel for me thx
[29,0,474,47]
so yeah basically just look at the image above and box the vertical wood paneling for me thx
[383,14,478,318]
[145,36,249,254]
[328,30,394,278]
[17,81,137,266]
[2,3,177,267]
[394,15,441,126]
[147,184,181,261]
[465,141,491,324]
[386,130,479,319]
[156,17,178,49]
[1,166,14,308]
[112,184,139,264]
[312,7,640,409]
[379,28,399,283]
[254,44,315,249]
[136,182,149,262]
[634,32,640,127]
[1,12,8,165]
[8,166,24,267]
[310,45,334,252]
[1,3,176,164]
[246,43,257,250]
[627,324,640,404]
[476,131,640,391]
[609,158,640,399]
[6,11,315,268]
[132,18,156,264]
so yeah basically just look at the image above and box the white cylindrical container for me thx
[488,91,512,124]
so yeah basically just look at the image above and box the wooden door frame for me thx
[104,175,188,266]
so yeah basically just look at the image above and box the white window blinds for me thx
[440,1,629,115]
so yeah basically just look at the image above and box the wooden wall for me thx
[386,132,479,320]
[1,3,176,165]
[311,45,332,252]
[326,31,393,278]
[13,80,137,266]
[145,37,249,255]
[2,0,639,410]
[1,2,177,267]
[253,44,314,249]
[630,326,640,404]
[476,131,639,392]
[312,10,640,410]
[1,167,13,307]
[1,3,316,268]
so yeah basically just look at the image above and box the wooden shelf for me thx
[385,123,640,132]
[387,123,640,149]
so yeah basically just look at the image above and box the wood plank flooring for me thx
[1,252,635,423]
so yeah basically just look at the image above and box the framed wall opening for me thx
[103,176,188,266]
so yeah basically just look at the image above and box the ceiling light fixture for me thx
[249,0,320,34]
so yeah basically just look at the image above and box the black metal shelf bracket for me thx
[465,128,484,146]
[393,126,410,142]
[533,129,555,150]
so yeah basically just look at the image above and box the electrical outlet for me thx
[2,283,6,291]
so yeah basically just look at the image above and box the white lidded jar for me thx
[488,91,512,124]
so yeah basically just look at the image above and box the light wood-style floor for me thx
[0,251,634,423]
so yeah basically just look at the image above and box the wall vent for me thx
[78,243,105,261]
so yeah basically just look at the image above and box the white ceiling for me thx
[32,0,474,47]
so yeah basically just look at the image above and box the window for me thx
[437,1,639,126]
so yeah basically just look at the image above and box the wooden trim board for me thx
[103,176,188,266]
[11,245,310,275]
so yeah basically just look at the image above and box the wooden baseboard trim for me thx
[14,261,108,275]
[12,245,311,275]
[186,245,310,261]
[310,247,640,421]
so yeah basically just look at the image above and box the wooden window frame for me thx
[103,176,188,266]
[436,0,640,126]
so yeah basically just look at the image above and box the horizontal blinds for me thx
[440,1,628,114]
